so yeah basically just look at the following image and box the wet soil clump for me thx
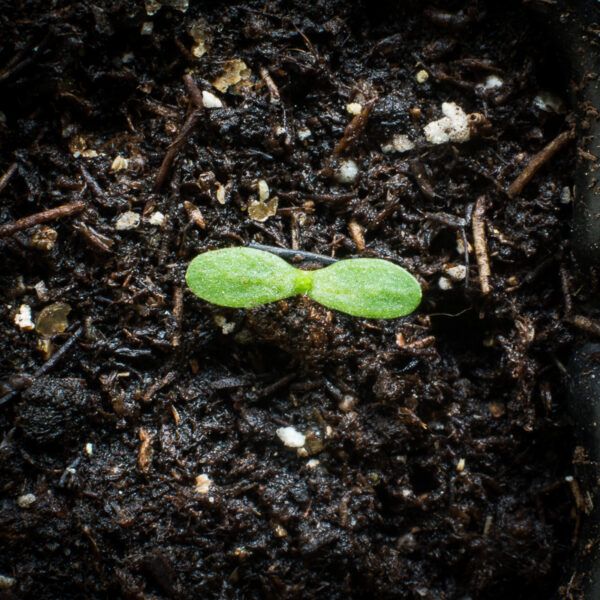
[0,1,593,599]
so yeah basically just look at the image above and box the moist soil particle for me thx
[0,1,594,599]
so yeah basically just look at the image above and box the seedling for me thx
[185,247,421,319]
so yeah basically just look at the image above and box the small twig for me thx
[172,287,184,348]
[256,373,296,399]
[334,99,375,154]
[0,162,17,195]
[559,264,573,314]
[424,211,466,229]
[410,160,441,200]
[0,201,85,237]
[472,195,491,294]
[80,165,110,206]
[183,201,206,229]
[72,221,114,253]
[0,32,51,83]
[154,111,202,191]
[507,130,575,198]
[247,242,336,265]
[0,326,84,407]
[260,67,281,104]
[143,371,177,403]
[155,75,205,191]
[566,314,600,337]
[182,73,204,110]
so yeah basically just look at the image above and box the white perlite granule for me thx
[276,426,306,448]
[424,102,470,145]
[115,211,140,230]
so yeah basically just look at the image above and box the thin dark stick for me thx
[0,201,85,237]
[154,111,202,191]
[507,130,575,198]
[248,242,337,265]
[143,371,176,403]
[80,165,110,206]
[0,162,17,195]
[182,73,204,110]
[0,326,84,407]
[559,264,573,315]
[247,242,337,265]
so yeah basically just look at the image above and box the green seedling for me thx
[185,247,421,319]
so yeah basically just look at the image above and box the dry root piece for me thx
[0,201,85,237]
[138,428,154,472]
[507,129,575,198]
[184,201,206,229]
[567,315,600,337]
[348,220,366,250]
[472,195,492,294]
[334,99,375,154]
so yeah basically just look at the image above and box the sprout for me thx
[185,247,421,319]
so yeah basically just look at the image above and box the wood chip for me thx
[138,428,154,472]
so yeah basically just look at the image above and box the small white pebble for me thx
[195,473,212,494]
[257,179,269,202]
[274,126,287,137]
[444,264,467,281]
[121,52,135,64]
[0,575,16,591]
[534,91,566,113]
[334,159,359,185]
[346,102,363,115]
[483,75,503,89]
[306,459,320,468]
[416,69,429,84]
[216,183,227,204]
[202,90,223,109]
[424,102,470,145]
[276,426,306,448]
[141,21,154,35]
[438,276,453,290]
[297,127,312,141]
[560,186,572,204]
[115,211,140,231]
[17,493,36,508]
[14,305,34,330]
[111,155,128,171]
[34,281,49,302]
[85,442,93,456]
[214,314,236,335]
[381,134,415,154]
[148,211,165,226]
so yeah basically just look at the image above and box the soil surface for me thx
[0,1,593,599]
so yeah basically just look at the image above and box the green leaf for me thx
[186,247,305,308]
[309,258,422,318]
[185,248,422,319]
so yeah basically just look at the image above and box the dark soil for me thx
[0,1,593,599]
